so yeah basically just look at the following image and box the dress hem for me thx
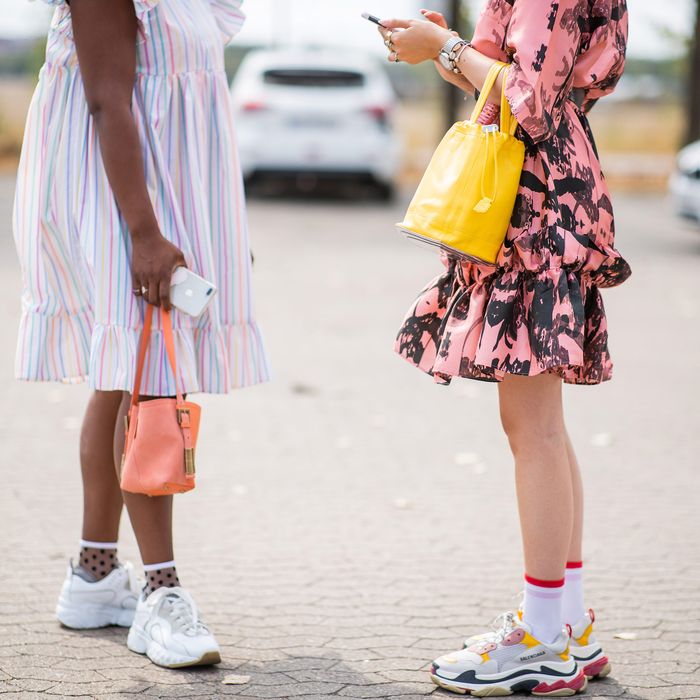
[15,311,270,395]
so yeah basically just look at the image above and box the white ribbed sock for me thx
[522,575,565,645]
[562,562,586,624]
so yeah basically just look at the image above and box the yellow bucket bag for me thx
[397,62,525,265]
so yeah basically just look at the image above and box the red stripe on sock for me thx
[524,573,565,588]
[566,561,583,569]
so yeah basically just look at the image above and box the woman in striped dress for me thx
[13,0,268,667]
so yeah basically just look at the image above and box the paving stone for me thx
[0,185,698,699]
[628,687,700,700]
[44,680,153,695]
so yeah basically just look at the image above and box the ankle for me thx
[522,574,565,645]
[78,539,119,580]
[563,561,587,624]
[143,560,180,595]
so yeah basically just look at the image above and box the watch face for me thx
[438,52,452,71]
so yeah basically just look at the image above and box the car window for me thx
[262,70,365,88]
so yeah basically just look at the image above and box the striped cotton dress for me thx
[13,0,269,395]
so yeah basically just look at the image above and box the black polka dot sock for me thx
[143,560,180,595]
[77,539,119,581]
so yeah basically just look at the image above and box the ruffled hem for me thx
[16,312,270,394]
[394,257,619,386]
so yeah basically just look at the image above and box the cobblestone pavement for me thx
[1,176,698,699]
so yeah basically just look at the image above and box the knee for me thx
[500,408,565,458]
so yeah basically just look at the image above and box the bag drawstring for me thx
[474,126,499,214]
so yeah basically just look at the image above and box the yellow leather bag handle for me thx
[499,67,518,136]
[469,61,507,124]
[469,62,518,137]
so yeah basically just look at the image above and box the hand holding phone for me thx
[361,12,385,27]
[170,267,217,317]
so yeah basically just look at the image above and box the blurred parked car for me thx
[231,48,401,199]
[669,140,700,222]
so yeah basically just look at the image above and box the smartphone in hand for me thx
[361,12,385,27]
[170,267,217,317]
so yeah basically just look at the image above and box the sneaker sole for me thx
[56,600,135,629]
[581,656,611,679]
[430,670,588,697]
[127,626,221,669]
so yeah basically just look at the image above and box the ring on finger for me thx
[391,51,400,63]
[132,287,142,296]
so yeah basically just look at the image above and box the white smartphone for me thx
[170,267,217,317]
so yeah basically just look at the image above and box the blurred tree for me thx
[0,39,46,78]
[443,0,473,129]
[687,0,700,143]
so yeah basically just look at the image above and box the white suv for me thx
[231,48,401,198]
[670,140,700,223]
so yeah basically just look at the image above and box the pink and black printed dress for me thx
[395,0,631,385]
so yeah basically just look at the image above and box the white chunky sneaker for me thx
[56,561,140,629]
[432,613,587,696]
[569,609,611,679]
[465,608,611,681]
[127,587,221,668]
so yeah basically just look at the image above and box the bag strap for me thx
[499,67,518,136]
[469,61,507,124]
[469,62,519,137]
[130,305,183,410]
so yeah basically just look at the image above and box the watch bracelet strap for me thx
[451,40,471,72]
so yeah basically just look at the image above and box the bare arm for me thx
[381,2,584,143]
[418,11,477,97]
[379,17,503,104]
[70,0,185,309]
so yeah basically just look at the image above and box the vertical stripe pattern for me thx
[14,0,269,395]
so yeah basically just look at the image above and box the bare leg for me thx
[565,433,583,563]
[113,393,175,565]
[81,390,124,541]
[498,374,573,581]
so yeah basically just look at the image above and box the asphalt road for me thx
[0,175,699,699]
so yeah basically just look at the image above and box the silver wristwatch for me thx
[438,36,470,73]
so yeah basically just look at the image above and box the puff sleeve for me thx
[36,0,161,43]
[208,0,246,43]
[504,0,583,143]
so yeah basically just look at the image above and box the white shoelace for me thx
[158,589,208,636]
[478,611,518,645]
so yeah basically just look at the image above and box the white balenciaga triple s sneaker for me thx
[432,613,587,696]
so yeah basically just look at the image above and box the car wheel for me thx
[375,182,396,202]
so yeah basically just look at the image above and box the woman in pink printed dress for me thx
[378,0,629,694]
